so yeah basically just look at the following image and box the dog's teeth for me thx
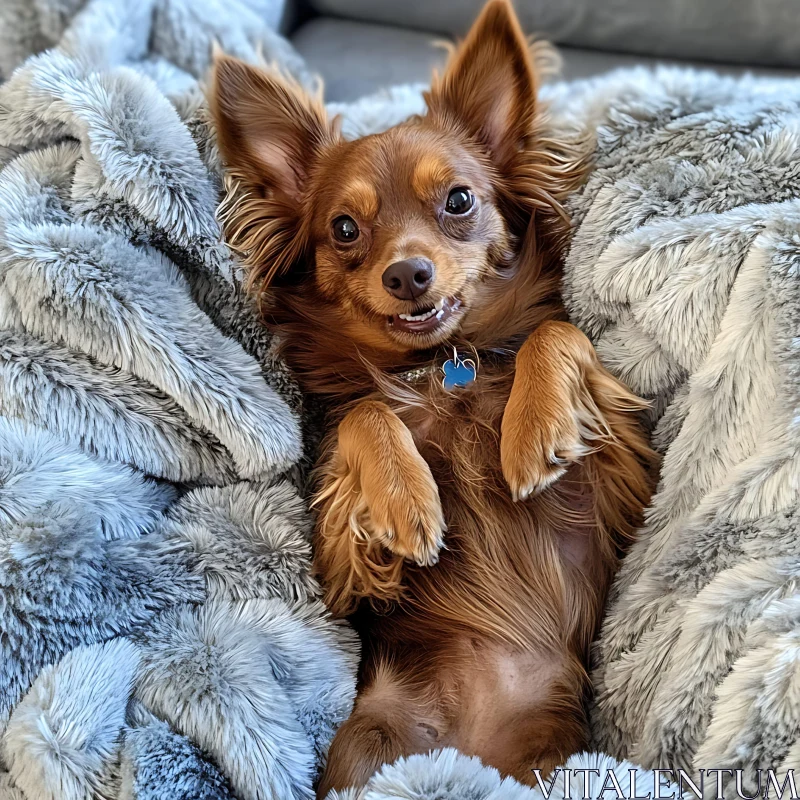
[399,307,437,322]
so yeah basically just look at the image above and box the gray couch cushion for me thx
[307,0,800,69]
[292,16,799,102]
[292,18,445,101]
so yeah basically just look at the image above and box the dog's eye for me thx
[332,215,359,243]
[445,188,474,215]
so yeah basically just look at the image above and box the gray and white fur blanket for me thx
[0,0,797,798]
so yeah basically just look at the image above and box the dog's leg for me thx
[313,399,445,616]
[316,660,444,798]
[500,320,649,500]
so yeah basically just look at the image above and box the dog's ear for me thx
[210,55,332,203]
[209,56,337,290]
[425,0,538,168]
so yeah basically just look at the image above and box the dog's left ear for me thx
[425,0,538,168]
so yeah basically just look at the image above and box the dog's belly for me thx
[371,460,605,658]
[378,383,609,659]
[318,356,648,796]
[350,459,600,780]
[337,379,620,787]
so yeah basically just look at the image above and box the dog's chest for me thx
[399,368,513,482]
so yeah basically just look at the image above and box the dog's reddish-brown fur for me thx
[209,1,653,795]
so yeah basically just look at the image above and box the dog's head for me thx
[210,0,585,357]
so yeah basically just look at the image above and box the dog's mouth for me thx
[388,296,461,335]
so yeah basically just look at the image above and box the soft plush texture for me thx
[0,0,798,798]
[553,68,800,791]
[0,1,358,798]
[325,750,678,800]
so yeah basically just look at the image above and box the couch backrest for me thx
[309,0,800,68]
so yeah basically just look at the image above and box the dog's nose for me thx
[381,258,434,300]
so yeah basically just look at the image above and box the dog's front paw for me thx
[500,321,608,501]
[501,403,587,501]
[360,451,446,566]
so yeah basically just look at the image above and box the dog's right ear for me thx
[209,56,336,289]
[425,0,538,170]
[210,55,333,203]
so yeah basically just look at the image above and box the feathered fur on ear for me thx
[208,55,339,291]
[425,0,539,168]
[426,0,590,252]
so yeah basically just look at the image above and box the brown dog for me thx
[209,1,652,795]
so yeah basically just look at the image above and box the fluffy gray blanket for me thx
[0,2,357,799]
[0,0,797,798]
[559,70,800,787]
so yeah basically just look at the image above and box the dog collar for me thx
[395,347,478,390]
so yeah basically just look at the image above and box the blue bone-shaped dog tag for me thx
[441,348,477,390]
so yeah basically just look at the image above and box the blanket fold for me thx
[556,68,800,789]
[0,1,359,798]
